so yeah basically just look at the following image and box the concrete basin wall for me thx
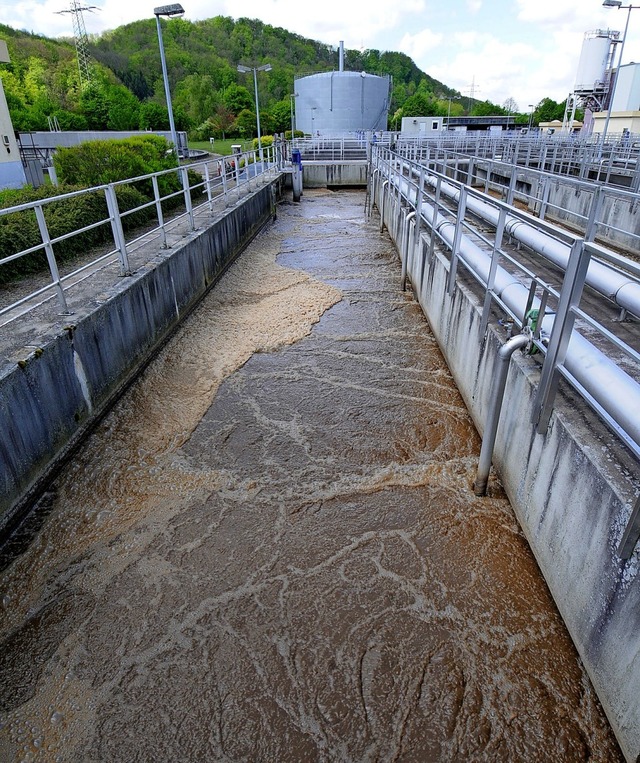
[377,185,640,763]
[0,183,279,532]
[302,161,368,187]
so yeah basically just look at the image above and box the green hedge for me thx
[1,135,204,286]
[0,184,151,285]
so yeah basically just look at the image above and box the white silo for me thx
[294,42,391,135]
[574,29,618,95]
[563,29,620,133]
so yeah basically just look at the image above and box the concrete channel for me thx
[0,185,624,760]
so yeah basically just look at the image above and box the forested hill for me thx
[0,16,465,138]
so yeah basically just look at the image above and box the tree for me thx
[471,99,502,116]
[503,97,519,115]
[210,104,235,139]
[235,108,256,138]
[139,101,169,130]
[222,84,253,116]
[174,74,220,125]
[79,84,109,130]
[268,99,292,134]
[535,97,564,123]
[401,93,438,117]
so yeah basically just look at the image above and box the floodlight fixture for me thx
[154,4,185,16]
[237,63,273,164]
[154,4,185,161]
[601,0,640,151]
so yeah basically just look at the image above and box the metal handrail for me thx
[0,144,284,327]
[371,145,640,457]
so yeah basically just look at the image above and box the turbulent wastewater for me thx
[0,189,623,761]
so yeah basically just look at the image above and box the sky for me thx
[2,0,640,110]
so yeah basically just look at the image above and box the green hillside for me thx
[0,16,478,137]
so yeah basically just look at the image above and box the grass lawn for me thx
[188,139,251,157]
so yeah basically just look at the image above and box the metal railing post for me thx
[181,167,195,231]
[480,205,508,336]
[401,211,416,291]
[203,163,214,213]
[538,177,551,221]
[34,205,71,314]
[533,238,591,433]
[618,494,640,559]
[428,175,443,264]
[448,185,467,295]
[584,185,605,243]
[105,184,131,276]
[151,175,168,249]
[220,159,228,206]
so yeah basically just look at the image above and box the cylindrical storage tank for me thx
[574,30,615,93]
[295,71,390,135]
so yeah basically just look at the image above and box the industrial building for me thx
[0,39,26,190]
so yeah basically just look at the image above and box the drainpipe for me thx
[380,180,389,232]
[401,211,416,291]
[474,333,530,496]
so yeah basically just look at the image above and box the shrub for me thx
[1,138,205,285]
[251,135,275,151]
[0,183,152,285]
[53,135,177,187]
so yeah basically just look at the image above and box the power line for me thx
[56,1,99,87]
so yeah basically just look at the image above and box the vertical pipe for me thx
[474,334,530,496]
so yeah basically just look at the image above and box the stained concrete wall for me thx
[376,182,640,763]
[302,161,368,187]
[0,182,279,532]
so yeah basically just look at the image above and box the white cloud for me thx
[399,28,444,60]
[190,0,427,52]
[426,35,548,105]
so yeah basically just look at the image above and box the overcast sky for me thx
[1,0,639,109]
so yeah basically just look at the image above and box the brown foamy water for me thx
[0,190,622,762]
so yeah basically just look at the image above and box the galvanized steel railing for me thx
[397,144,640,262]
[369,145,640,556]
[396,132,640,191]
[0,145,285,328]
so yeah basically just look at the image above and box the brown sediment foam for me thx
[0,191,623,762]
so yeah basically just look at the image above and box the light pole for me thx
[289,92,298,139]
[154,4,184,162]
[528,104,534,132]
[601,1,640,150]
[446,95,461,130]
[311,107,317,136]
[237,63,272,165]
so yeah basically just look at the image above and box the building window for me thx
[432,121,439,131]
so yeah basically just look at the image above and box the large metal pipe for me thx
[387,171,640,448]
[424,175,640,319]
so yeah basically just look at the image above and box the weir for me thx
[0,152,638,759]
